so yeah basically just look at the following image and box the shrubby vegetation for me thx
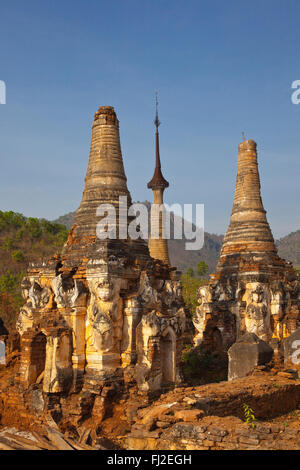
[182,344,228,385]
[0,210,69,330]
[181,261,209,316]
[0,271,25,326]
[0,270,24,295]
[0,211,68,241]
[11,250,24,262]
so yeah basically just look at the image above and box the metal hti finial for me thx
[147,91,169,190]
[154,91,160,128]
[242,131,246,141]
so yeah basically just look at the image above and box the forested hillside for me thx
[0,211,68,330]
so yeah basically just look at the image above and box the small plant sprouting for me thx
[7,376,14,386]
[271,382,280,389]
[243,403,256,428]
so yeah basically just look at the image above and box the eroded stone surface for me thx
[228,333,274,380]
[283,327,300,370]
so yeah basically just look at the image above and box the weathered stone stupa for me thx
[16,106,185,398]
[193,139,300,350]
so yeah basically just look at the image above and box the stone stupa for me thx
[193,139,300,350]
[16,106,185,399]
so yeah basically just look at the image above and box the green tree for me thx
[16,227,25,240]
[11,250,24,262]
[27,217,42,238]
[181,262,210,316]
[0,271,23,294]
[186,267,194,277]
[0,211,25,228]
[181,273,201,316]
[0,271,25,312]
[53,228,68,246]
[196,261,209,278]
[2,237,13,251]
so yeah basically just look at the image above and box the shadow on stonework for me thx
[181,343,228,386]
[160,327,176,385]
[30,332,47,383]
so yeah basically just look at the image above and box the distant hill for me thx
[276,230,300,269]
[55,211,76,229]
[55,209,300,273]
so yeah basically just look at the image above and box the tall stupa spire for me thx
[148,93,170,265]
[217,138,277,272]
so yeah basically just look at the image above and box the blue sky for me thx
[0,0,299,238]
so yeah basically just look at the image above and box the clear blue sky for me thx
[0,0,299,238]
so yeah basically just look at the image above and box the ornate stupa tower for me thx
[147,94,170,265]
[193,138,300,350]
[16,105,185,402]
